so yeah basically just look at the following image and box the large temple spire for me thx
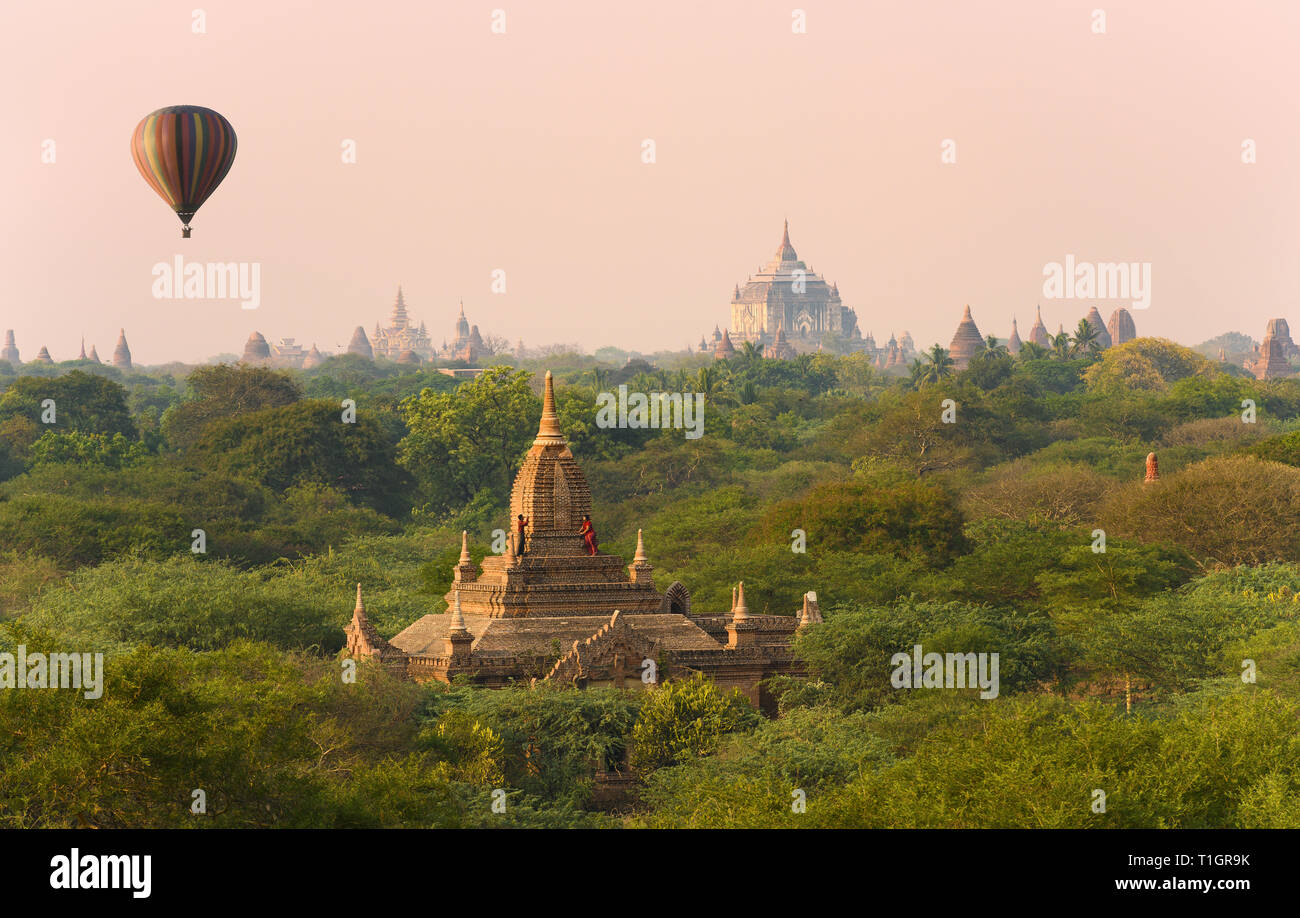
[775,219,798,264]
[391,286,409,329]
[534,370,565,445]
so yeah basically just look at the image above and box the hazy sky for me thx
[3,0,1297,364]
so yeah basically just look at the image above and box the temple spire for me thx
[391,286,409,328]
[781,218,790,248]
[459,530,471,564]
[448,589,469,634]
[798,591,823,630]
[345,581,396,658]
[628,528,653,584]
[443,588,473,661]
[733,581,749,620]
[534,370,565,445]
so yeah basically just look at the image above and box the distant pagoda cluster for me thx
[240,333,323,369]
[700,223,1154,371]
[1,329,132,370]
[345,288,489,367]
[240,287,493,370]
[943,303,1139,369]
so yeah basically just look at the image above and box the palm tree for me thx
[907,357,928,389]
[696,365,725,404]
[1050,331,1072,359]
[629,371,658,395]
[985,334,1008,355]
[1017,341,1048,361]
[914,345,954,385]
[1071,318,1101,357]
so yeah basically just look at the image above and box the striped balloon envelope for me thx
[130,105,237,238]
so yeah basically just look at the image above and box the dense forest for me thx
[2,333,1299,828]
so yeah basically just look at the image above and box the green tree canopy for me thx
[0,370,136,438]
[161,364,302,449]
[398,367,540,515]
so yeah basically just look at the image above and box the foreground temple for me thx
[346,371,818,709]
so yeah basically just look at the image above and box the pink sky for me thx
[2,0,1297,364]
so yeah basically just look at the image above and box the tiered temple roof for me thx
[727,221,859,345]
[373,287,435,360]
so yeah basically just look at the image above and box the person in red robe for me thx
[580,514,597,556]
[516,514,529,555]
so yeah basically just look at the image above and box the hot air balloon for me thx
[131,105,237,238]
